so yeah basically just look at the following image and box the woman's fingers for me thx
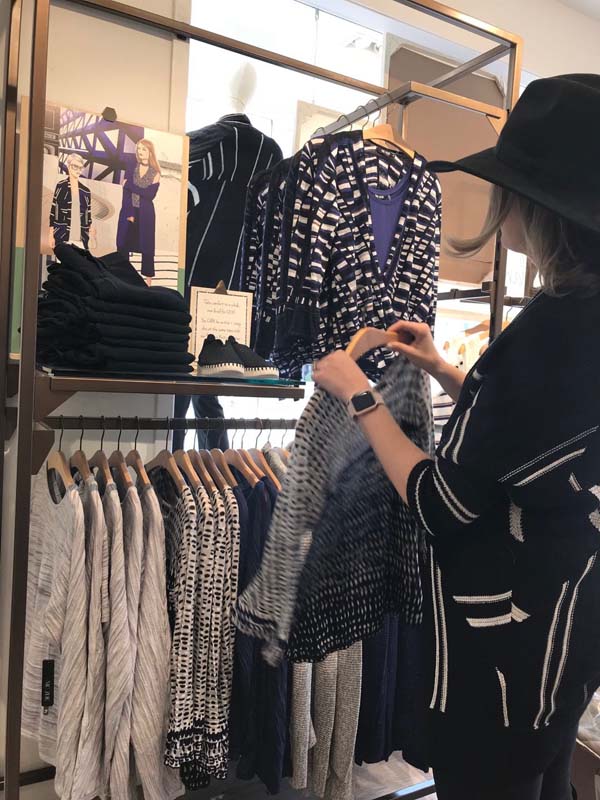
[388,320,423,336]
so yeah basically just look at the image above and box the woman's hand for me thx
[387,321,444,377]
[313,350,370,403]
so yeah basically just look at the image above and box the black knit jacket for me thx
[406,289,600,780]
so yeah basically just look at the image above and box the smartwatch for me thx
[347,389,384,419]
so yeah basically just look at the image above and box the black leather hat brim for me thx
[428,147,600,235]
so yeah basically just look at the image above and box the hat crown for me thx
[496,74,600,176]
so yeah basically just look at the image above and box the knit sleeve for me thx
[240,171,270,295]
[276,137,334,344]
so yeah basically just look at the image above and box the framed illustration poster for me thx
[41,103,188,292]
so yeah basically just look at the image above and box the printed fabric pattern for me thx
[235,355,433,664]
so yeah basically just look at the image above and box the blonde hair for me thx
[451,185,600,296]
[136,138,161,175]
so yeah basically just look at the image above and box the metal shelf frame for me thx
[0,1,522,797]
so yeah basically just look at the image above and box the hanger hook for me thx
[255,418,263,449]
[134,415,140,451]
[79,415,84,452]
[230,422,236,450]
[100,415,106,451]
[117,415,123,451]
[357,105,369,130]
[59,414,65,451]
[240,423,247,450]
[165,416,170,451]
[195,419,200,452]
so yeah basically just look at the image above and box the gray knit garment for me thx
[235,356,432,664]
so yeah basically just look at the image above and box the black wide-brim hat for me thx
[428,74,600,234]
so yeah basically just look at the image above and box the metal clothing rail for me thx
[315,44,511,136]
[44,415,298,432]
[0,1,522,797]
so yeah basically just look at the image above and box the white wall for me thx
[308,0,600,80]
[0,1,190,794]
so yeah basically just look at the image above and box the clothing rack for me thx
[43,416,298,432]
[0,1,522,798]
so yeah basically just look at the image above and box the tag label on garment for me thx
[41,660,54,712]
[190,287,253,355]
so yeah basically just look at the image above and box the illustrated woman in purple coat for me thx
[116,138,161,285]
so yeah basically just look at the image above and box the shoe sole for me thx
[196,364,245,379]
[242,367,280,379]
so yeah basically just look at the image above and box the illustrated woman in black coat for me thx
[315,74,600,800]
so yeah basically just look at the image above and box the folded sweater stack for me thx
[37,245,194,375]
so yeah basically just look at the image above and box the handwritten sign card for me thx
[190,286,253,356]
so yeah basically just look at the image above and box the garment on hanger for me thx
[186,114,283,290]
[229,466,289,794]
[236,355,433,665]
[23,472,87,800]
[103,483,131,799]
[307,643,362,800]
[149,467,200,770]
[260,132,441,379]
[74,475,108,800]
[109,485,146,800]
[132,484,183,800]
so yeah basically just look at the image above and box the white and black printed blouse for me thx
[149,468,199,772]
[235,355,433,665]
[272,132,441,378]
[404,290,600,779]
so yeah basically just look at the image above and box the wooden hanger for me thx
[174,449,202,492]
[108,417,134,493]
[146,418,186,495]
[46,416,74,489]
[345,327,399,362]
[211,449,240,487]
[125,417,151,489]
[70,416,92,482]
[187,448,218,494]
[88,417,115,491]
[221,425,257,487]
[363,123,415,158]
[197,449,229,492]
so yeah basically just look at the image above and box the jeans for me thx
[434,727,577,800]
[172,395,229,451]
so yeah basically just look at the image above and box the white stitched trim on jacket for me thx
[534,581,569,730]
[501,427,597,483]
[435,564,448,713]
[496,668,509,727]
[432,472,472,525]
[466,613,512,628]
[545,555,597,727]
[452,387,483,465]
[429,554,441,711]
[513,449,587,487]
[434,463,478,521]
[414,469,435,536]
[453,591,512,604]
[511,603,530,622]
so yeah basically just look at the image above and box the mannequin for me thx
[226,62,257,115]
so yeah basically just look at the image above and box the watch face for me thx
[352,391,376,413]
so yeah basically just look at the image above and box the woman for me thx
[314,74,600,799]
[117,138,161,285]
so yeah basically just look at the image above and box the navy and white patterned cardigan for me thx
[274,133,441,378]
[240,132,441,379]
[406,289,600,780]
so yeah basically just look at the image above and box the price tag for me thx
[190,286,253,356]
